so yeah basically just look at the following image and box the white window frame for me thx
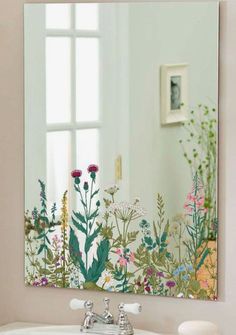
[45,4,101,212]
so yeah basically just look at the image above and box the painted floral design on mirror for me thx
[25,105,217,300]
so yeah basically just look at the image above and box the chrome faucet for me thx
[102,297,114,324]
[70,298,141,335]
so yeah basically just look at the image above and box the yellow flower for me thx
[104,275,111,283]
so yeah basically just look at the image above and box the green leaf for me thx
[72,216,87,235]
[153,222,158,240]
[45,235,51,245]
[73,211,86,224]
[86,239,109,282]
[37,244,46,255]
[91,189,99,199]
[161,232,167,242]
[84,225,101,254]
[48,229,55,233]
[127,231,139,244]
[144,236,153,247]
[189,280,200,292]
[80,199,87,208]
[197,248,210,270]
[164,220,170,234]
[47,248,53,261]
[87,208,99,221]
[40,216,49,224]
[69,228,86,279]
[36,233,45,240]
[42,258,52,266]
[40,269,51,276]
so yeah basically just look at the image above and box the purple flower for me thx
[41,277,48,286]
[146,268,154,277]
[71,170,82,178]
[157,271,164,278]
[33,281,40,287]
[145,286,151,293]
[166,280,176,288]
[88,164,99,173]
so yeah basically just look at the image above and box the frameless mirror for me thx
[24,2,219,300]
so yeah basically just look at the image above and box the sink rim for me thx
[0,324,165,335]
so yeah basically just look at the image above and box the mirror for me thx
[24,2,219,300]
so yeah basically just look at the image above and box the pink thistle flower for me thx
[88,164,99,173]
[71,170,82,178]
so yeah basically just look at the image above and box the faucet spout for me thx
[92,312,112,324]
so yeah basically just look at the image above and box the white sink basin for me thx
[2,325,82,335]
[0,324,165,335]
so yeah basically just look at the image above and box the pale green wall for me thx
[129,2,219,222]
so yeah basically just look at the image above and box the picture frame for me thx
[161,63,188,125]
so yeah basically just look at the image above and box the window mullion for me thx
[70,4,77,212]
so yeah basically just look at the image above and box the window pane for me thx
[46,4,71,30]
[47,131,70,209]
[76,38,99,122]
[76,129,99,175]
[46,37,71,124]
[76,4,98,30]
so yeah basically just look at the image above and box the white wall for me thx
[1,1,236,335]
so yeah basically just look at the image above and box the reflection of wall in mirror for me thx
[129,2,218,223]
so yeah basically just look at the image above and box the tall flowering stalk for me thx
[179,105,217,239]
[69,165,109,288]
[60,190,69,287]
[134,194,173,295]
[183,173,209,279]
[35,180,57,272]
[108,199,145,248]
[101,187,145,292]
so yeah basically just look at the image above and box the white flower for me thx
[101,271,114,290]
[108,200,146,222]
[177,293,184,298]
[105,185,119,196]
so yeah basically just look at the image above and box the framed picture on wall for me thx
[161,63,188,125]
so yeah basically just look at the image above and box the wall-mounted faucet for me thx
[70,297,141,335]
